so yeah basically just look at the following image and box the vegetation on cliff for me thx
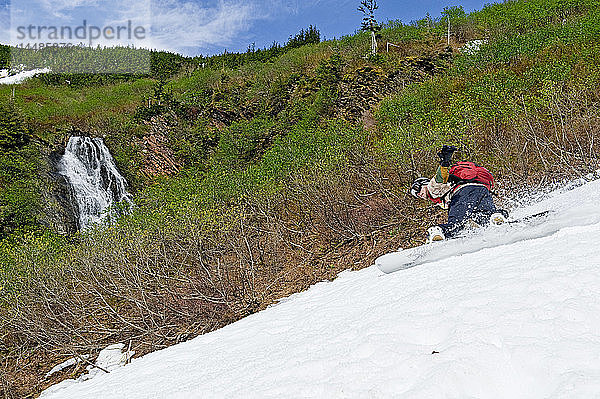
[1,1,600,396]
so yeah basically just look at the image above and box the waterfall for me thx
[58,136,133,230]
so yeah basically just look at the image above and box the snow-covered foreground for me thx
[42,178,600,398]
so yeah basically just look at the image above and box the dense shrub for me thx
[0,146,41,240]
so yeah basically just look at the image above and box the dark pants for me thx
[439,185,497,238]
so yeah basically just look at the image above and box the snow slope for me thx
[42,178,600,398]
[0,68,50,84]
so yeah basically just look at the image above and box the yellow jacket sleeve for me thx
[427,166,452,209]
[435,165,450,183]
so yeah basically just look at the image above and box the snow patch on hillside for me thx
[41,177,600,398]
[0,68,50,84]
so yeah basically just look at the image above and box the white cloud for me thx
[35,0,101,20]
[148,0,262,53]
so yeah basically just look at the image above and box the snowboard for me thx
[375,210,551,274]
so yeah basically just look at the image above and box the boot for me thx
[490,212,507,226]
[426,226,445,243]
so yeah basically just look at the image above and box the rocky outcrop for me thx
[337,47,454,125]
[41,145,79,235]
[137,115,182,178]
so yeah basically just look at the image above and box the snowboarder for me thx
[410,145,507,243]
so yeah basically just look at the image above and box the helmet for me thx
[410,177,430,198]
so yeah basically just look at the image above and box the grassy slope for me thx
[2,0,600,396]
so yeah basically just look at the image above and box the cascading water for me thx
[57,136,133,230]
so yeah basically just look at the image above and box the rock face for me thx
[42,146,79,235]
[137,115,182,178]
[337,47,454,126]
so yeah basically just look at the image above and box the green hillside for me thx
[2,0,600,396]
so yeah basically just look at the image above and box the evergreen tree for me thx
[286,25,321,49]
[0,104,30,149]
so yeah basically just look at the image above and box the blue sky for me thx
[1,0,494,57]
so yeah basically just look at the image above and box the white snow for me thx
[42,344,134,396]
[0,68,50,84]
[45,355,90,379]
[41,178,600,398]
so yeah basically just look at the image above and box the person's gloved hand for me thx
[437,145,458,167]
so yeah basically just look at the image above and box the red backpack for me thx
[448,161,494,191]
